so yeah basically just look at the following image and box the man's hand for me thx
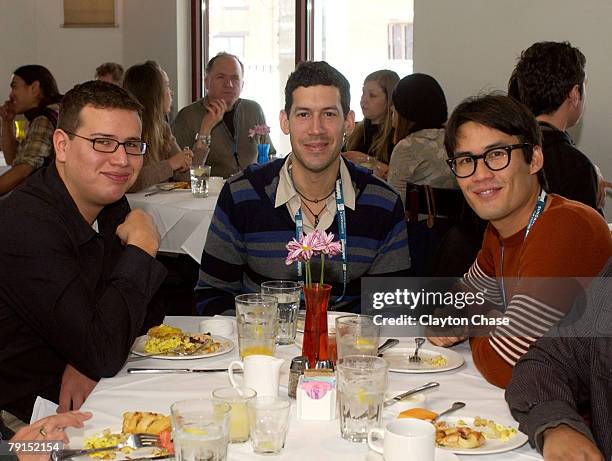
[542,425,604,461]
[199,99,227,136]
[58,364,97,413]
[0,100,16,123]
[427,336,467,347]
[116,209,160,257]
[168,148,193,173]
[11,411,92,461]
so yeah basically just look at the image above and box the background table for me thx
[127,190,219,263]
[68,316,542,461]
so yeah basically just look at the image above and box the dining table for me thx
[126,188,220,263]
[66,315,543,461]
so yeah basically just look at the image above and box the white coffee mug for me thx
[228,355,284,397]
[367,418,435,461]
[199,317,234,336]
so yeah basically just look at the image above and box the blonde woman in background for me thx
[343,69,399,179]
[123,61,193,192]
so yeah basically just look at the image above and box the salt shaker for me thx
[288,356,309,399]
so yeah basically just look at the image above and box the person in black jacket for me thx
[508,41,603,215]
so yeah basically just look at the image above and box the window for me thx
[388,23,413,60]
[211,34,246,58]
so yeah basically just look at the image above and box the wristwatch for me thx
[195,132,212,147]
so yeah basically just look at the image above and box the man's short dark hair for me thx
[95,62,124,84]
[58,80,143,136]
[205,52,244,76]
[510,41,586,116]
[445,93,547,188]
[284,61,350,117]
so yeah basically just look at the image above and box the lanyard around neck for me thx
[294,175,347,306]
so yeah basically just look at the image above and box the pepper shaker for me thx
[288,356,309,399]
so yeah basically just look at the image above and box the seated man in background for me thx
[0,81,167,425]
[429,94,611,388]
[509,41,603,215]
[0,65,62,195]
[172,52,275,178]
[506,258,611,461]
[95,62,124,86]
[196,61,410,315]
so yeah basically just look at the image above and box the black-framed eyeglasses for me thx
[446,143,532,178]
[65,131,147,156]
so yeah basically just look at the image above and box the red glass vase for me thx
[301,283,332,368]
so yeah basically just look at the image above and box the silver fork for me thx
[52,433,159,460]
[409,337,426,363]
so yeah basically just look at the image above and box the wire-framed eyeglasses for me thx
[446,143,532,178]
[65,131,147,156]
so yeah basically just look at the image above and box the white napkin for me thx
[30,396,59,423]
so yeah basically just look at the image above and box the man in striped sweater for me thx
[429,94,611,388]
[195,61,410,314]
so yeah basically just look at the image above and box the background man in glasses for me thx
[428,94,611,389]
[0,81,167,432]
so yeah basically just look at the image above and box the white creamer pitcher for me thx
[228,355,284,397]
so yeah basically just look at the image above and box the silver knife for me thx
[127,368,241,374]
[383,381,439,407]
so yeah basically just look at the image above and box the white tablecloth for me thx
[127,190,219,263]
[69,316,542,461]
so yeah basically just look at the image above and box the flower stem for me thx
[320,254,325,286]
[306,261,312,288]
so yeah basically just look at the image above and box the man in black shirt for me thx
[509,41,603,215]
[0,81,167,424]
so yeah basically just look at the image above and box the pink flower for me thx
[285,238,303,265]
[248,124,271,140]
[317,230,342,256]
[285,230,342,286]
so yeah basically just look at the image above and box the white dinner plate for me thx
[436,415,528,455]
[131,335,233,360]
[382,345,464,373]
[367,447,459,461]
[156,182,191,191]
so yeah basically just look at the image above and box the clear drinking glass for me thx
[337,355,388,443]
[212,386,257,443]
[247,397,291,454]
[235,294,278,359]
[171,398,230,461]
[261,280,302,345]
[335,315,380,360]
[190,164,211,197]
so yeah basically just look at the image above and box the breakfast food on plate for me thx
[122,411,171,435]
[144,324,221,355]
[435,422,486,449]
[84,430,130,459]
[397,407,438,421]
[425,354,448,367]
[172,181,190,189]
[473,416,518,442]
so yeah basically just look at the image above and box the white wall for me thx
[414,0,612,216]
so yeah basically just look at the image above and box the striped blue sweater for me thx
[196,157,410,314]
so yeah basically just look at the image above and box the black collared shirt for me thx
[0,164,167,420]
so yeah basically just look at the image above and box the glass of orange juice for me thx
[235,294,278,359]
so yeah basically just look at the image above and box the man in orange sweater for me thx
[428,94,611,388]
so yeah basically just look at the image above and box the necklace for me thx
[299,200,325,227]
[294,186,335,204]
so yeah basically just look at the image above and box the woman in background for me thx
[123,61,193,192]
[343,69,399,179]
[387,73,456,206]
[0,65,62,195]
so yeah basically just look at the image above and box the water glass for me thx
[337,355,388,442]
[171,398,230,461]
[235,294,278,359]
[212,386,257,443]
[247,397,291,454]
[335,315,380,360]
[261,280,302,345]
[190,164,211,197]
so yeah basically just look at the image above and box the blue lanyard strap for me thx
[524,189,547,239]
[294,176,347,305]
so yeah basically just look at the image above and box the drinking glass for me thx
[261,280,302,345]
[171,398,230,461]
[247,397,291,454]
[190,164,211,197]
[212,386,257,443]
[337,355,388,442]
[335,315,380,360]
[235,294,278,359]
